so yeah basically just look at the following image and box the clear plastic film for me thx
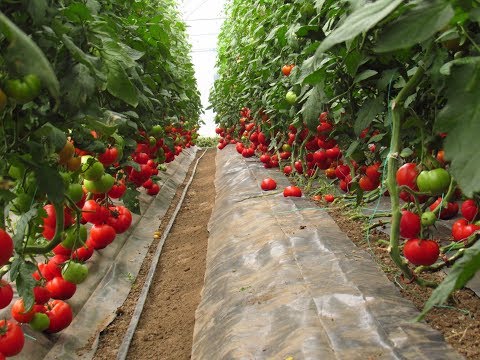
[191,146,462,360]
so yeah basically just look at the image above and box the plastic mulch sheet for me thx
[1,147,197,360]
[191,145,462,360]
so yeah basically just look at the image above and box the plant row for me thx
[0,0,201,357]
[211,0,480,319]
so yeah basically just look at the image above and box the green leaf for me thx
[301,82,326,132]
[63,2,93,22]
[375,1,454,53]
[418,240,480,320]
[435,62,480,197]
[34,166,65,203]
[62,63,96,107]
[106,61,139,107]
[316,0,403,54]
[354,96,384,135]
[354,70,378,83]
[12,208,38,252]
[14,259,37,311]
[0,11,60,99]
[34,123,67,152]
[24,0,48,24]
[345,140,360,158]
[400,148,414,158]
[0,190,16,204]
[123,186,141,215]
[440,56,480,76]
[296,25,320,37]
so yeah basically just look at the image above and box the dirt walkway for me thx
[94,148,216,360]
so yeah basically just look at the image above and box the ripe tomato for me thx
[45,300,73,333]
[0,280,13,309]
[71,245,94,262]
[399,211,421,238]
[335,165,350,180]
[325,167,336,179]
[294,161,303,174]
[53,244,73,256]
[461,199,478,222]
[42,204,73,229]
[0,320,24,357]
[46,277,76,300]
[147,183,160,196]
[108,181,127,199]
[82,200,108,225]
[89,224,116,249]
[359,176,379,191]
[98,147,118,166]
[324,194,335,203]
[47,255,69,279]
[429,198,459,220]
[283,165,293,175]
[33,286,51,305]
[261,178,277,191]
[396,163,418,189]
[283,186,302,197]
[452,219,480,241]
[107,206,132,234]
[0,229,13,267]
[281,64,294,76]
[403,239,439,266]
[11,299,35,323]
[366,163,381,182]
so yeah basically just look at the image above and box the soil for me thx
[324,204,480,359]
[94,148,216,360]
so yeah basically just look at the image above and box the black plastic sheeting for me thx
[1,147,197,360]
[191,145,462,360]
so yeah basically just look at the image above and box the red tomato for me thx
[399,211,421,238]
[260,154,270,163]
[71,245,94,262]
[107,206,132,234]
[325,146,341,159]
[281,64,294,76]
[325,167,336,179]
[142,178,154,189]
[283,186,302,197]
[108,181,127,199]
[452,219,480,241]
[324,194,335,203]
[46,277,76,300]
[0,280,13,309]
[461,199,478,222]
[403,238,439,266]
[0,320,24,356]
[34,286,51,305]
[82,200,108,225]
[89,224,116,249]
[53,244,73,256]
[359,176,379,191]
[429,198,459,220]
[42,226,55,241]
[283,165,293,175]
[366,163,381,182]
[42,204,73,229]
[261,178,277,191]
[396,163,418,189]
[335,165,350,180]
[147,183,160,196]
[135,152,150,164]
[98,147,118,166]
[0,229,13,267]
[47,255,69,279]
[11,299,35,323]
[294,161,303,174]
[45,300,73,333]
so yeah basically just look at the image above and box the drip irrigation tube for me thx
[116,149,209,360]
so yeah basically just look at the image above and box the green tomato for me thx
[62,261,88,284]
[4,74,41,103]
[81,156,105,181]
[83,173,114,194]
[286,91,297,105]
[29,312,50,332]
[62,225,87,250]
[151,125,163,137]
[8,165,25,180]
[421,212,437,226]
[60,172,71,188]
[66,183,84,203]
[416,168,451,195]
[149,136,156,146]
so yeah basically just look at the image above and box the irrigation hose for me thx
[116,148,209,360]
